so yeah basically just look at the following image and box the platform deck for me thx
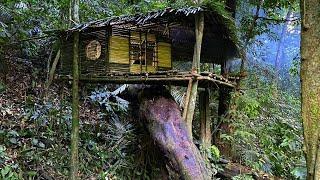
[57,71,240,89]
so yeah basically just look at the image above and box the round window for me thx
[86,40,101,60]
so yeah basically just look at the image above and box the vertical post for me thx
[215,65,232,158]
[184,10,204,137]
[145,32,147,72]
[70,32,80,180]
[139,31,142,72]
[106,28,111,72]
[200,88,211,148]
[69,0,80,179]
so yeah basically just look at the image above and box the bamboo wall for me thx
[109,36,130,65]
[158,42,172,69]
[60,29,172,76]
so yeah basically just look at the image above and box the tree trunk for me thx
[275,8,292,76]
[216,85,232,158]
[69,0,80,25]
[70,32,80,180]
[213,0,236,159]
[69,0,80,179]
[138,86,211,179]
[300,0,320,179]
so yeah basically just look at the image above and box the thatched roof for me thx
[59,6,239,64]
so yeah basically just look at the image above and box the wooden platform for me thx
[57,71,239,89]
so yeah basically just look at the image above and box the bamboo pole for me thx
[70,32,80,180]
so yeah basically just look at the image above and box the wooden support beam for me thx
[184,10,204,137]
[183,79,193,120]
[200,88,211,149]
[184,79,199,135]
[46,50,61,89]
[70,32,80,180]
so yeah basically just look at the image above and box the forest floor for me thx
[0,60,284,179]
[0,60,105,179]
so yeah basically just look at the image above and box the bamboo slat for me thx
[109,36,129,64]
[130,64,141,73]
[158,42,171,68]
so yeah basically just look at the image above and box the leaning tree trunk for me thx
[300,0,320,179]
[137,86,211,180]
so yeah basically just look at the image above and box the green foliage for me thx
[209,145,220,161]
[1,165,20,180]
[0,81,6,93]
[0,145,22,179]
[0,0,305,179]
[232,174,254,180]
[203,0,239,46]
[291,166,307,180]
[89,86,166,179]
[227,67,304,178]
[289,56,300,77]
[238,0,299,45]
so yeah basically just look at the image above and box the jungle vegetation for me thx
[0,0,318,179]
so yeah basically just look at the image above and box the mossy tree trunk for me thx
[69,0,80,26]
[300,0,320,179]
[69,0,80,179]
[70,32,80,180]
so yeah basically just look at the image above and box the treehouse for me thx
[56,6,239,88]
[53,6,242,174]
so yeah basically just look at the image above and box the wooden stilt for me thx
[183,79,193,120]
[184,11,204,137]
[185,79,199,136]
[200,88,211,148]
[46,50,61,89]
[70,32,80,180]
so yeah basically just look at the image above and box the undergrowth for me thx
[221,66,305,179]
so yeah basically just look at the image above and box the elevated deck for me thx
[58,71,239,89]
